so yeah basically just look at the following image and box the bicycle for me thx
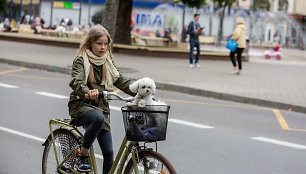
[42,91,176,174]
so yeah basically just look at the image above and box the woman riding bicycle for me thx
[68,24,135,173]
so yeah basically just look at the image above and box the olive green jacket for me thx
[68,56,135,131]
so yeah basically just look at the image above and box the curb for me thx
[1,58,305,114]
[0,58,71,74]
[156,82,306,114]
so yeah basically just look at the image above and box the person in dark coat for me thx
[187,14,202,68]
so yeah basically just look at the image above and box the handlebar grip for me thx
[100,91,108,100]
[99,91,104,98]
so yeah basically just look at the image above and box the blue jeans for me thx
[189,41,200,64]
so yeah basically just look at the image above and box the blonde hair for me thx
[76,25,113,83]
[236,17,245,25]
[77,24,113,58]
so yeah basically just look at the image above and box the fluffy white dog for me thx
[127,77,165,107]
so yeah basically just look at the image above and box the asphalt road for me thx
[1,63,306,174]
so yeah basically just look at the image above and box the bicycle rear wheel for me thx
[124,150,176,174]
[42,129,79,174]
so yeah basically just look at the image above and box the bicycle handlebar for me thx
[99,91,135,102]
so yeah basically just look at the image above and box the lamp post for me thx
[79,0,83,25]
[50,0,54,27]
[9,0,13,21]
[180,4,185,42]
[88,0,91,25]
[29,0,32,17]
[20,0,23,23]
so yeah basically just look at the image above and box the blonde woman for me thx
[68,25,135,173]
[230,17,246,75]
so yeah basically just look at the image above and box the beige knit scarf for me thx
[82,49,119,91]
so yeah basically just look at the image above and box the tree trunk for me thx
[180,4,185,42]
[217,4,227,46]
[209,1,213,36]
[220,8,225,39]
[114,0,133,44]
[209,14,212,36]
[249,11,253,43]
[102,0,120,43]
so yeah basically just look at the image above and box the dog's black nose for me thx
[146,89,149,92]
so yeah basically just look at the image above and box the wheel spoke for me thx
[42,129,79,174]
[124,151,176,174]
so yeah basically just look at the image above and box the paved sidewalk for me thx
[0,40,306,113]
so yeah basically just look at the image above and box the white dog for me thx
[127,77,166,107]
[126,78,168,141]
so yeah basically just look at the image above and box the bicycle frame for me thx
[48,119,149,174]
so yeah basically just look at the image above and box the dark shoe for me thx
[75,155,93,172]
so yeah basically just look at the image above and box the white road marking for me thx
[23,89,215,130]
[0,125,46,142]
[168,118,215,129]
[95,154,103,160]
[109,106,215,129]
[35,91,69,99]
[251,137,306,150]
[109,105,121,111]
[0,125,104,160]
[0,83,18,88]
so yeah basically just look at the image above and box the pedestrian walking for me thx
[229,17,246,75]
[187,13,203,68]
[68,24,135,173]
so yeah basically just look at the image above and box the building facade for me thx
[5,0,306,47]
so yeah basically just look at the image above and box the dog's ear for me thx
[150,78,156,95]
[129,80,140,93]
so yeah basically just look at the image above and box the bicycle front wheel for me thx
[124,150,176,174]
[42,129,79,174]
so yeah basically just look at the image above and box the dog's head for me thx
[129,77,156,97]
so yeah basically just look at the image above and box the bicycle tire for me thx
[42,129,79,174]
[123,150,176,174]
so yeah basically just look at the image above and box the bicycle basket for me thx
[121,105,170,142]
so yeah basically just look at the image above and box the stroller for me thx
[264,45,282,60]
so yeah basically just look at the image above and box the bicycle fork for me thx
[108,136,147,174]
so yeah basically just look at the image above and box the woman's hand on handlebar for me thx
[84,90,135,101]
[85,89,99,100]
